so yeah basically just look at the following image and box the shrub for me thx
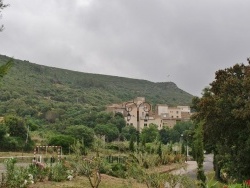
[1,158,34,188]
[27,163,48,183]
[110,163,127,178]
[48,162,68,182]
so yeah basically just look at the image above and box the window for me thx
[144,123,147,127]
[130,123,133,126]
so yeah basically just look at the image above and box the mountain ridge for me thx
[0,55,193,118]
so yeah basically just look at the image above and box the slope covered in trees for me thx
[0,54,193,111]
[0,54,193,152]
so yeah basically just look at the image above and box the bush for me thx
[110,163,127,178]
[1,158,34,188]
[48,162,68,182]
[105,142,128,152]
[27,164,49,183]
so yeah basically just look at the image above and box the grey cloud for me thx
[1,0,250,96]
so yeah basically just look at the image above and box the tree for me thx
[0,122,7,140]
[140,124,159,143]
[48,134,75,154]
[94,124,119,142]
[192,60,250,181]
[2,115,34,151]
[0,0,9,32]
[95,111,112,124]
[192,122,206,186]
[65,125,95,147]
[168,129,180,143]
[109,115,126,133]
[129,134,135,152]
[173,121,194,135]
[4,115,27,139]
[121,125,137,141]
[159,126,170,144]
[157,142,162,159]
[70,141,102,188]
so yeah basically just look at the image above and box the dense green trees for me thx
[48,135,75,154]
[94,124,119,142]
[0,115,34,151]
[0,122,7,140]
[65,125,95,147]
[5,115,27,139]
[192,61,250,181]
[159,127,170,144]
[0,54,193,155]
[159,121,194,144]
[140,124,159,143]
[110,113,126,133]
[121,125,137,141]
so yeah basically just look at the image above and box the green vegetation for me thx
[0,54,193,153]
[0,137,195,188]
[0,55,192,123]
[192,122,206,187]
[0,54,198,187]
[192,61,250,183]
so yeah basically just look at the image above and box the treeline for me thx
[0,111,193,153]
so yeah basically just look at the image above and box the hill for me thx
[0,54,193,124]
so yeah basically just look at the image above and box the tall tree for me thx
[192,122,206,186]
[65,125,95,147]
[4,115,27,139]
[192,59,250,181]
[159,126,170,144]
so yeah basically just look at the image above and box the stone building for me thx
[106,97,191,131]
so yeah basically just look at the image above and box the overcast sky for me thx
[1,0,250,96]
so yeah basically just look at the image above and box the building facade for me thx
[106,97,191,132]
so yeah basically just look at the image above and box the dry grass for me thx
[29,174,145,188]
[0,152,34,157]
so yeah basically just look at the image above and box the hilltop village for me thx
[107,97,191,131]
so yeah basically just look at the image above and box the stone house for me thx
[106,97,191,132]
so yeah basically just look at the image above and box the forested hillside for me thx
[0,54,193,126]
